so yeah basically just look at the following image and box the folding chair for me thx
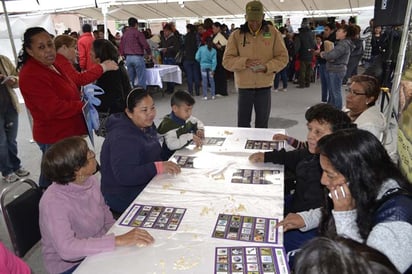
[0,179,42,257]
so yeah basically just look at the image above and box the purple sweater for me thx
[39,176,116,274]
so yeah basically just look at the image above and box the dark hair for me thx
[317,128,412,240]
[325,22,336,30]
[350,75,381,106]
[340,24,358,39]
[186,24,196,33]
[305,103,354,132]
[17,27,49,70]
[126,87,151,112]
[41,137,89,185]
[294,236,399,274]
[171,90,195,107]
[92,39,119,62]
[212,22,222,29]
[205,36,213,50]
[204,18,213,29]
[128,17,138,27]
[82,24,92,33]
[163,23,173,32]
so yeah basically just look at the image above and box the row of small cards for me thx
[119,204,186,231]
[215,246,289,274]
[232,169,281,185]
[213,214,279,244]
[245,140,284,150]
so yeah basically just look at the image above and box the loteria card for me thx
[215,245,290,274]
[119,204,186,231]
[245,140,285,151]
[212,214,279,244]
[231,169,282,185]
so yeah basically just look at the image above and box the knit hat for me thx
[245,1,264,21]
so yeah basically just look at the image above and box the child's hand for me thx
[272,134,288,141]
[196,129,205,139]
[248,152,264,163]
[192,134,203,147]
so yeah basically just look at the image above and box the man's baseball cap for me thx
[245,1,264,21]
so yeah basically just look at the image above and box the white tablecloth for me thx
[146,64,182,88]
[75,126,286,274]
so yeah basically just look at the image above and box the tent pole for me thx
[102,4,108,40]
[1,0,18,62]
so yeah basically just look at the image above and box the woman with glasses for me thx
[345,75,385,140]
[100,88,181,216]
[40,136,154,274]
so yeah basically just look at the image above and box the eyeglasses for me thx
[345,88,367,96]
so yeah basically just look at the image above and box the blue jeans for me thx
[237,88,271,128]
[183,60,200,95]
[37,143,53,188]
[201,68,215,97]
[319,63,328,102]
[163,57,176,93]
[327,70,345,110]
[125,55,147,89]
[274,66,288,89]
[0,104,21,176]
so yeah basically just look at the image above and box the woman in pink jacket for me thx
[39,136,154,274]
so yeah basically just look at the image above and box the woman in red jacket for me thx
[17,27,88,189]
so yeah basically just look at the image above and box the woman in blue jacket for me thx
[100,88,181,216]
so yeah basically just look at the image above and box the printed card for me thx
[119,204,186,231]
[231,169,282,184]
[212,214,279,244]
[245,140,285,151]
[215,246,289,274]
[172,155,196,168]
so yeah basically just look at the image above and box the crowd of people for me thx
[0,0,411,273]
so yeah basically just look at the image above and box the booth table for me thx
[145,64,182,89]
[74,126,287,274]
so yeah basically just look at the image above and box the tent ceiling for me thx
[1,0,375,21]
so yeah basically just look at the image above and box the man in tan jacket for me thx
[223,0,288,128]
[0,55,30,183]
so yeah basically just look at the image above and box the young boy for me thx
[158,90,205,160]
[249,103,354,253]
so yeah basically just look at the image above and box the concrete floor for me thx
[1,77,325,273]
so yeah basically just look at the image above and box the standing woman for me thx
[212,22,228,96]
[320,25,357,110]
[18,27,87,189]
[182,24,201,96]
[91,39,132,136]
[100,88,181,216]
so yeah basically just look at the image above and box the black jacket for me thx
[264,148,323,214]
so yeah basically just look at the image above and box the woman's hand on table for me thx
[276,213,305,232]
[196,129,205,139]
[272,134,288,141]
[248,152,264,163]
[162,161,181,175]
[115,228,154,247]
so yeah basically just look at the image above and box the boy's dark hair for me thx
[128,17,138,27]
[171,90,195,107]
[82,24,92,33]
[305,103,354,132]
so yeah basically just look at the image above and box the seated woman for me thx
[279,129,412,273]
[39,136,154,274]
[100,88,181,216]
[249,103,353,253]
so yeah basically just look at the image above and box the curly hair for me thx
[317,128,412,240]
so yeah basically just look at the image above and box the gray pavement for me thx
[1,78,326,273]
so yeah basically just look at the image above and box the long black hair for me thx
[17,27,49,70]
[317,128,412,240]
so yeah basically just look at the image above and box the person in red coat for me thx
[17,27,87,189]
[77,23,95,71]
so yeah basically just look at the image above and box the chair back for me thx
[0,179,42,257]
